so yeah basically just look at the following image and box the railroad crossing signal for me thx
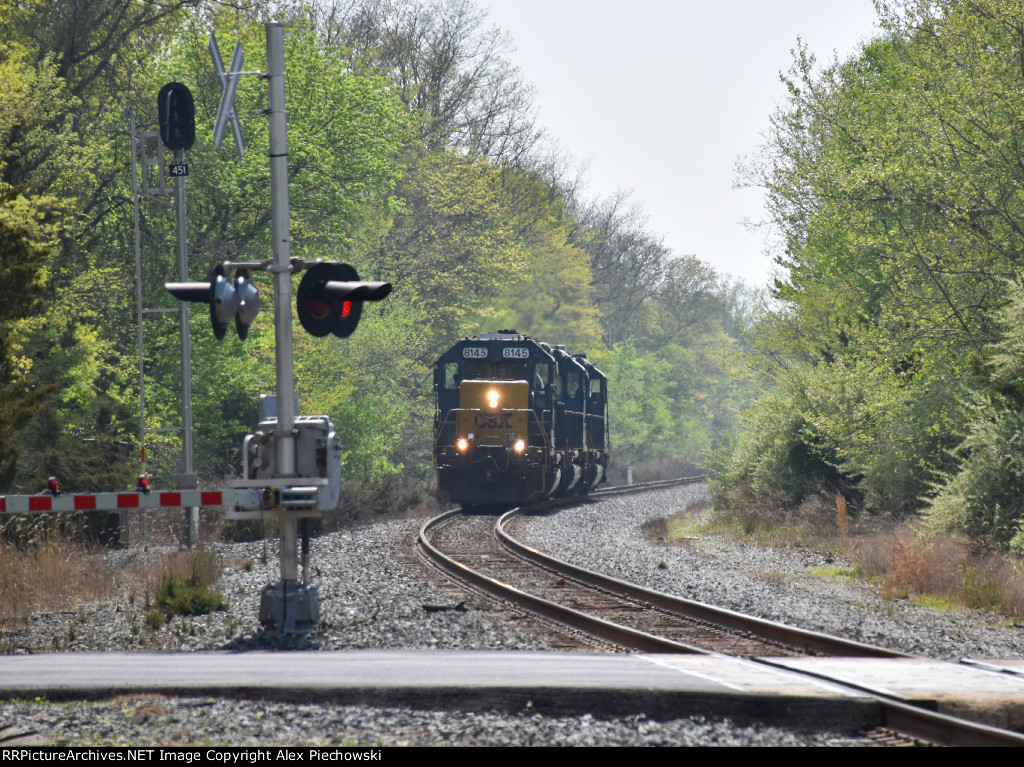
[233,270,259,339]
[166,264,261,340]
[157,82,195,152]
[209,33,246,158]
[296,262,392,338]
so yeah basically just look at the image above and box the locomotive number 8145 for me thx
[433,330,609,506]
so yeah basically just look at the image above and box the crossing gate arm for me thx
[0,488,265,514]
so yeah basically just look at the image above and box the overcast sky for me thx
[482,0,881,287]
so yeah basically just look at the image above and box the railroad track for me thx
[416,478,1024,747]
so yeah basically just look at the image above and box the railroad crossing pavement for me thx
[764,656,1024,731]
[1,651,1023,732]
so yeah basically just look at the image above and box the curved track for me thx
[420,479,902,657]
[417,479,1024,747]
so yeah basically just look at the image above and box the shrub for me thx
[710,357,964,518]
[152,549,226,618]
[925,397,1024,550]
[854,523,1024,617]
[707,367,843,510]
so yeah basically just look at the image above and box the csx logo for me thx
[475,413,512,429]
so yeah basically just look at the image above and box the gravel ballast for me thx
[515,484,1024,661]
[3,482,1022,745]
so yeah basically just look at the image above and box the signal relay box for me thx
[244,415,341,511]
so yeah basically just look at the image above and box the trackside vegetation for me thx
[0,0,751,509]
[712,0,1024,564]
[4,0,1024,622]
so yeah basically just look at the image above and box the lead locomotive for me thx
[433,331,609,506]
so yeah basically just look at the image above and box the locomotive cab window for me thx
[497,362,528,381]
[443,362,460,390]
[589,379,604,402]
[532,364,550,390]
[465,361,492,379]
[565,370,581,400]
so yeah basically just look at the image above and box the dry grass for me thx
[124,548,221,599]
[709,491,845,549]
[118,507,225,546]
[0,533,116,626]
[0,523,227,628]
[713,492,1024,620]
[855,526,1024,617]
[113,548,227,625]
[146,549,225,620]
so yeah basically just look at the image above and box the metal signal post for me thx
[167,23,390,632]
[173,144,200,546]
[131,82,202,547]
[261,21,314,632]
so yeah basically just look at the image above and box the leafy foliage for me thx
[0,0,750,518]
[0,188,61,486]
[715,0,1024,548]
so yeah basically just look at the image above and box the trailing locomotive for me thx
[433,331,609,506]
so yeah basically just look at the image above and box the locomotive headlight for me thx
[457,438,469,452]
[513,439,525,453]
[487,389,499,409]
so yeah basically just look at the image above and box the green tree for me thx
[928,281,1024,550]
[719,0,1024,518]
[319,0,543,162]
[119,13,415,483]
[569,192,670,346]
[374,148,526,346]
[0,186,62,486]
[470,171,602,350]
[589,343,675,472]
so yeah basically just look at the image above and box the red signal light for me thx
[295,262,391,338]
[310,298,331,320]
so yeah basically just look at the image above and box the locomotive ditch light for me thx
[297,262,392,338]
[513,439,525,453]
[457,438,469,452]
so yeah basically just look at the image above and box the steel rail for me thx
[753,657,1024,747]
[497,507,907,659]
[959,657,1024,678]
[417,476,714,652]
[418,479,1024,746]
[419,509,709,653]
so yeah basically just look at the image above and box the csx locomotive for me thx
[433,331,609,506]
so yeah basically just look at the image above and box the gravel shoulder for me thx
[4,482,1021,745]
[515,484,1024,661]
